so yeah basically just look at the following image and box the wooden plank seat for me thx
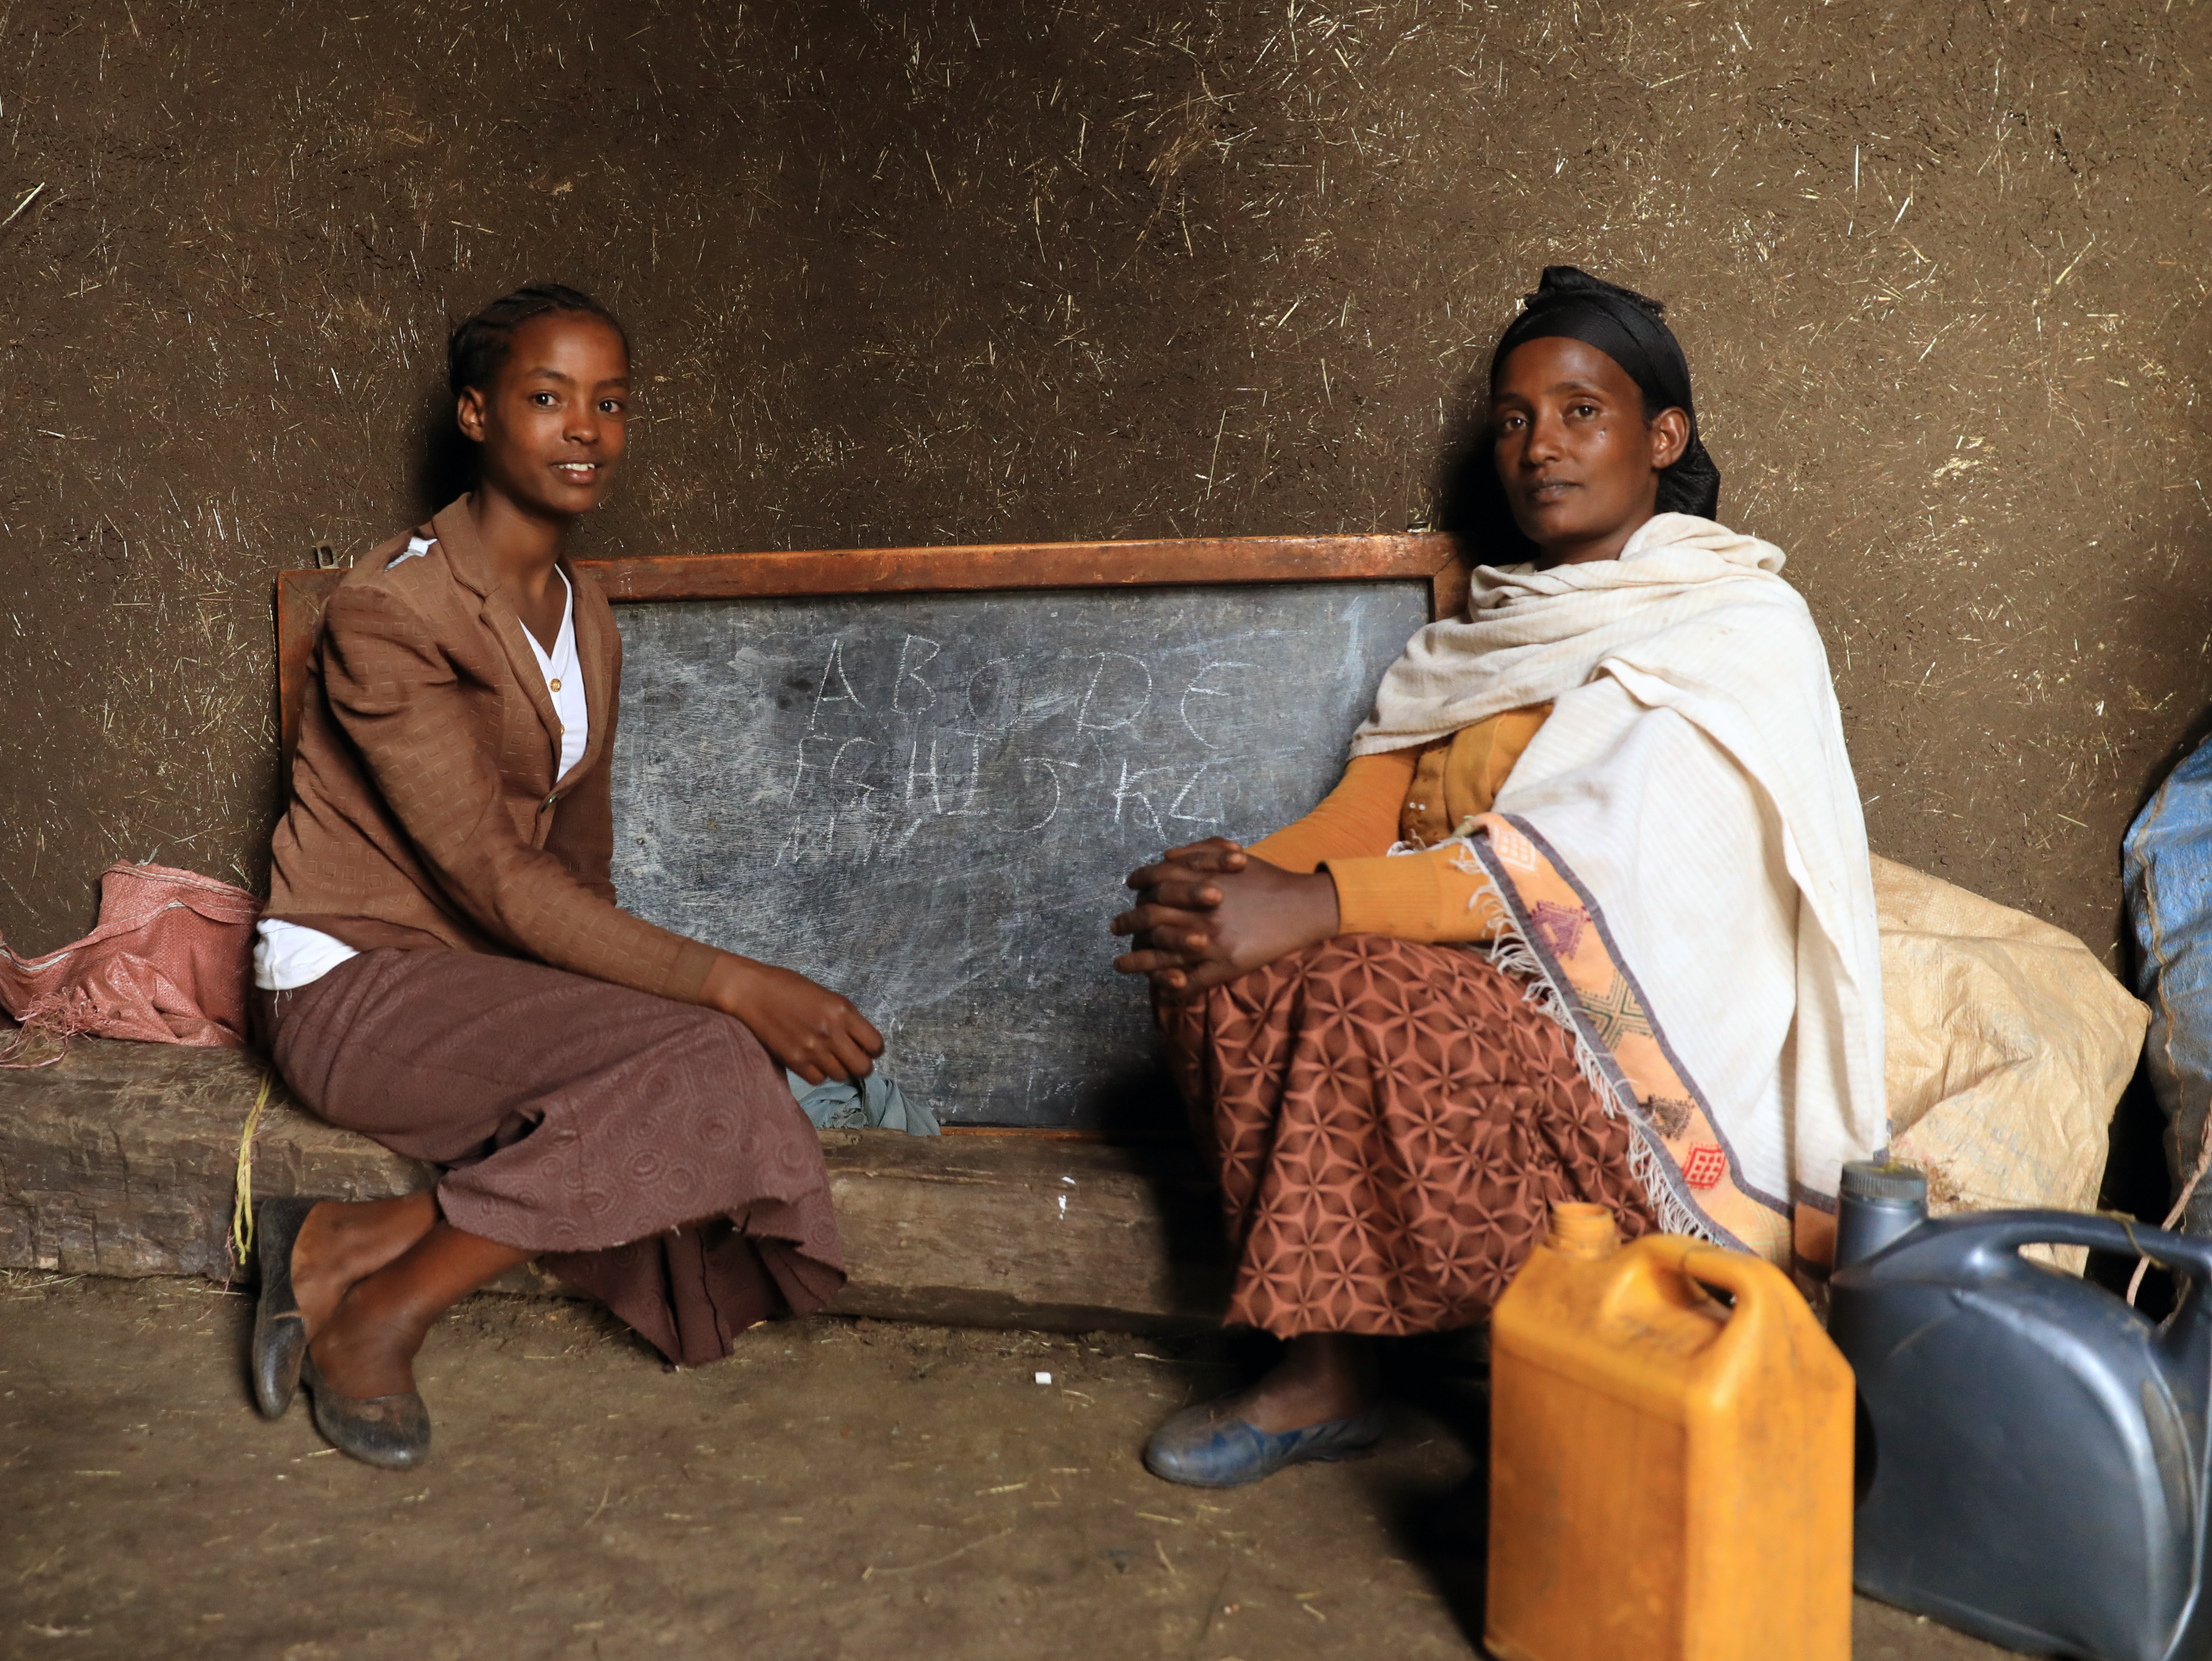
[0,1039,1230,1333]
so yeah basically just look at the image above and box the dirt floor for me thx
[0,1275,2008,1661]
[3,0,2209,967]
[2,3,2204,1634]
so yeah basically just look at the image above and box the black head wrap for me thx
[1488,266,1721,520]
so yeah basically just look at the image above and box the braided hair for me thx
[447,282,627,399]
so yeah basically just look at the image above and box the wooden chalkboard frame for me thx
[275,532,1468,763]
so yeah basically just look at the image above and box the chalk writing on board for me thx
[775,634,1261,865]
[610,583,1428,1129]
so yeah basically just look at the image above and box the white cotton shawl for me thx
[1354,513,1888,1219]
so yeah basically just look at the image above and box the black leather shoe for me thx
[251,1196,325,1419]
[301,1351,432,1470]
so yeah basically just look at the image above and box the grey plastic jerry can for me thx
[1830,1161,2212,1661]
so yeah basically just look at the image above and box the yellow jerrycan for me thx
[1486,1203,1853,1661]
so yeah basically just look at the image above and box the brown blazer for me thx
[266,497,718,1003]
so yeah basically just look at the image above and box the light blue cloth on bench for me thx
[786,1069,939,1136]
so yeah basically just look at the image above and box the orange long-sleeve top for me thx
[1250,704,1552,942]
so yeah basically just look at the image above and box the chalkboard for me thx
[606,582,1430,1129]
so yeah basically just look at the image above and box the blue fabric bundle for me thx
[786,1069,940,1137]
[2125,741,2212,1232]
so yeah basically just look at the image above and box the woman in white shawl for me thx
[1111,267,1886,1489]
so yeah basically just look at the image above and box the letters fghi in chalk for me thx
[778,633,1252,863]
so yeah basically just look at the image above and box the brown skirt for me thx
[1159,935,1654,1338]
[255,948,844,1367]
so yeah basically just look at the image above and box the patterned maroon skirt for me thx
[257,947,844,1367]
[1159,935,1654,1337]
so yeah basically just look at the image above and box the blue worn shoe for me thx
[1142,1398,1388,1488]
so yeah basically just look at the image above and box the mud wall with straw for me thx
[2,0,2207,966]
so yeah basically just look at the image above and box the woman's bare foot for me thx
[308,1220,534,1400]
[310,1273,438,1398]
[1228,1333,1379,1432]
[288,1192,440,1340]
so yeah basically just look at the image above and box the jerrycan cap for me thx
[1547,1203,1621,1260]
[1841,1159,1928,1205]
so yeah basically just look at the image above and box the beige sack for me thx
[1874,855,2149,1269]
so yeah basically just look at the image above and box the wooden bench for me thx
[0,1038,1232,1331]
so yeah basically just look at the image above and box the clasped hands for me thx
[1110,836,1341,996]
[699,835,1341,1077]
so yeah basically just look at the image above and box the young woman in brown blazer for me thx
[251,284,883,1469]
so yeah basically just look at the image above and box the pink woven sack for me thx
[0,863,260,1062]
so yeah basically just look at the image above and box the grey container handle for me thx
[1900,1209,2212,1286]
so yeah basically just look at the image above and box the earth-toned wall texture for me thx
[3,0,2206,964]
